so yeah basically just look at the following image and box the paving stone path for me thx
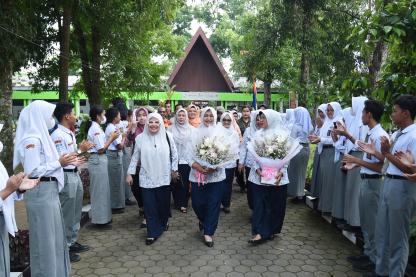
[72,187,361,277]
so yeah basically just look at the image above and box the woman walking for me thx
[247,109,290,243]
[168,108,195,213]
[126,113,178,245]
[219,112,240,213]
[188,107,226,247]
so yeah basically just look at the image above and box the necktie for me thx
[364,133,371,159]
[382,130,403,174]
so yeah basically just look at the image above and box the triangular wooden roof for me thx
[168,27,234,92]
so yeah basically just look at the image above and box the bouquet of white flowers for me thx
[195,134,238,169]
[248,129,302,185]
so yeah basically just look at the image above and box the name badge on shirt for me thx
[54,140,65,153]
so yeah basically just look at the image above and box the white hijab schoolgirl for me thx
[13,100,64,187]
[196,107,217,141]
[317,101,342,154]
[345,96,368,153]
[293,107,313,136]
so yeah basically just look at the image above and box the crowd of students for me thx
[0,95,415,277]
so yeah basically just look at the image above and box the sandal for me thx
[145,237,157,245]
[180,207,187,213]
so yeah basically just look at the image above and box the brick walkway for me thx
[70,186,361,277]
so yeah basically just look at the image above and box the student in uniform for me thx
[310,104,327,199]
[168,108,195,213]
[287,107,313,201]
[0,120,39,277]
[219,112,240,213]
[188,107,226,247]
[105,107,126,213]
[120,109,135,206]
[51,103,93,262]
[86,106,119,228]
[13,100,78,277]
[360,95,416,277]
[309,102,342,214]
[126,113,178,245]
[338,100,387,272]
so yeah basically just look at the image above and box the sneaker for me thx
[70,252,81,263]
[69,242,90,253]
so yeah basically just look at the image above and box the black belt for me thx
[63,168,78,173]
[300,143,309,146]
[386,174,407,180]
[30,177,58,182]
[360,174,382,179]
[107,150,120,152]
[323,145,333,149]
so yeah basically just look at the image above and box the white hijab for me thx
[345,96,368,153]
[294,107,313,135]
[284,109,295,131]
[247,110,260,138]
[219,112,240,144]
[171,108,193,146]
[138,113,171,184]
[13,100,64,187]
[318,101,342,154]
[262,109,286,130]
[196,107,217,140]
[0,125,18,236]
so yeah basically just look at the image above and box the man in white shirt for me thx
[340,100,388,273]
[359,95,416,277]
[51,103,94,263]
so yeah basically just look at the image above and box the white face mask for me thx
[100,115,107,125]
[0,141,3,153]
[46,117,56,129]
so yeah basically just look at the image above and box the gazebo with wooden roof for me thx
[168,27,234,93]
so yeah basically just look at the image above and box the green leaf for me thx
[383,26,392,34]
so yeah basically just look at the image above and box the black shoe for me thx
[70,252,81,263]
[248,237,267,245]
[180,207,187,213]
[88,223,112,230]
[204,237,214,247]
[146,238,157,245]
[112,208,125,214]
[125,199,135,206]
[223,207,230,214]
[353,260,375,272]
[198,222,203,232]
[140,222,147,228]
[69,242,90,253]
[347,254,369,263]
[165,223,169,231]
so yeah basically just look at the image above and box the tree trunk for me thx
[263,81,272,108]
[90,23,101,105]
[368,40,387,90]
[58,4,72,103]
[299,2,312,107]
[0,62,15,174]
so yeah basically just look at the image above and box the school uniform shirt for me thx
[105,123,122,151]
[87,122,106,153]
[239,131,254,167]
[21,137,65,191]
[386,124,416,177]
[290,124,309,144]
[346,125,369,153]
[360,124,389,175]
[51,125,77,170]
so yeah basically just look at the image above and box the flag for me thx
[252,79,257,110]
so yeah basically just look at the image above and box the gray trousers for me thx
[25,181,70,277]
[106,150,125,209]
[375,177,416,277]
[59,171,83,247]
[123,146,133,200]
[331,155,347,219]
[317,147,336,213]
[359,177,382,263]
[0,213,10,277]
[88,154,112,224]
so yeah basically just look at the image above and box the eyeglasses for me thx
[222,119,232,122]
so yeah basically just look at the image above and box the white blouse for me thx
[127,132,178,188]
